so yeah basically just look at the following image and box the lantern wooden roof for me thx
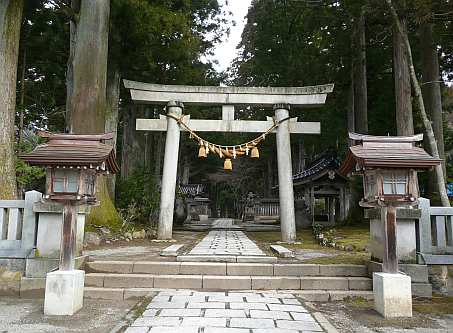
[339,132,441,175]
[20,132,120,173]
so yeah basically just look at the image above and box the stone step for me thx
[177,255,278,263]
[270,245,295,258]
[85,273,372,291]
[84,287,374,301]
[86,261,369,277]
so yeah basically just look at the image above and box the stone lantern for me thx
[340,132,441,318]
[21,131,119,315]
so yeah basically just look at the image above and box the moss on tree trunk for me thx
[0,0,23,200]
[67,0,121,228]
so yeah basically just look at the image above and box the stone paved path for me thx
[188,229,266,256]
[212,218,235,229]
[126,290,325,333]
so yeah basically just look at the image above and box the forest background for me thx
[1,0,452,230]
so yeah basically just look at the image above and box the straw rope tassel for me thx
[165,113,285,170]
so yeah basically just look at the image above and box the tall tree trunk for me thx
[65,0,80,131]
[105,66,120,199]
[69,0,109,134]
[347,78,356,147]
[182,156,190,185]
[420,22,446,183]
[154,132,164,179]
[18,45,26,148]
[0,0,23,200]
[120,106,132,179]
[353,6,368,134]
[386,0,450,207]
[68,0,121,226]
[297,137,305,172]
[393,16,414,135]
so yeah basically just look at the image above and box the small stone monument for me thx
[340,132,441,318]
[21,131,119,315]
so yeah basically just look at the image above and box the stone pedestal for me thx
[34,201,89,258]
[373,272,412,318]
[44,270,85,316]
[366,208,421,262]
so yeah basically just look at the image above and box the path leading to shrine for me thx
[187,229,266,257]
[212,218,235,229]
[126,290,325,333]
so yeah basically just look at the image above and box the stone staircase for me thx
[84,261,373,301]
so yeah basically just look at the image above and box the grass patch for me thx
[344,296,372,307]
[413,295,453,315]
[248,230,322,250]
[132,296,153,318]
[247,228,371,265]
[303,252,370,265]
[334,224,370,250]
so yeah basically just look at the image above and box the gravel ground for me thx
[0,297,137,333]
[309,300,453,333]
[84,230,204,262]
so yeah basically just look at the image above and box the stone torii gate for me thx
[124,80,334,242]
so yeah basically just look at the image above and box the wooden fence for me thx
[418,198,453,264]
[244,199,280,221]
[0,191,42,258]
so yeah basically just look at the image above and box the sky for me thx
[211,0,253,72]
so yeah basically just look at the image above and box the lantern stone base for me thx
[44,270,85,316]
[373,272,412,318]
[366,208,421,263]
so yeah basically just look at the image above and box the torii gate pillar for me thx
[275,104,296,242]
[158,101,183,239]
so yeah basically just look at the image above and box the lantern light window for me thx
[53,169,79,193]
[383,172,408,195]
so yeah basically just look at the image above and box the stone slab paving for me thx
[212,218,235,229]
[126,290,325,333]
[188,229,266,256]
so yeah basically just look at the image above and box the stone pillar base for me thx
[373,272,412,318]
[44,270,85,315]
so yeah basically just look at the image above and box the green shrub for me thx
[116,169,160,228]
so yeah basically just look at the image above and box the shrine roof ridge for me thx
[349,132,424,143]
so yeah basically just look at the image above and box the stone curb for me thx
[312,312,339,333]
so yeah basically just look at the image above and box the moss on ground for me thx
[334,224,370,250]
[248,230,320,249]
[247,227,370,265]
[303,252,370,265]
[132,296,154,318]
[413,295,453,315]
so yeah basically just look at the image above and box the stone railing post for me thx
[21,190,42,252]
[158,101,184,239]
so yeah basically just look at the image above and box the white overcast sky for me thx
[211,0,252,72]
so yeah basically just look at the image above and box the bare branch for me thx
[385,0,450,207]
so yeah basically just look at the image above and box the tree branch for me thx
[385,0,450,207]
[49,0,79,23]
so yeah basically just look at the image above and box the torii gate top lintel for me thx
[124,79,334,107]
